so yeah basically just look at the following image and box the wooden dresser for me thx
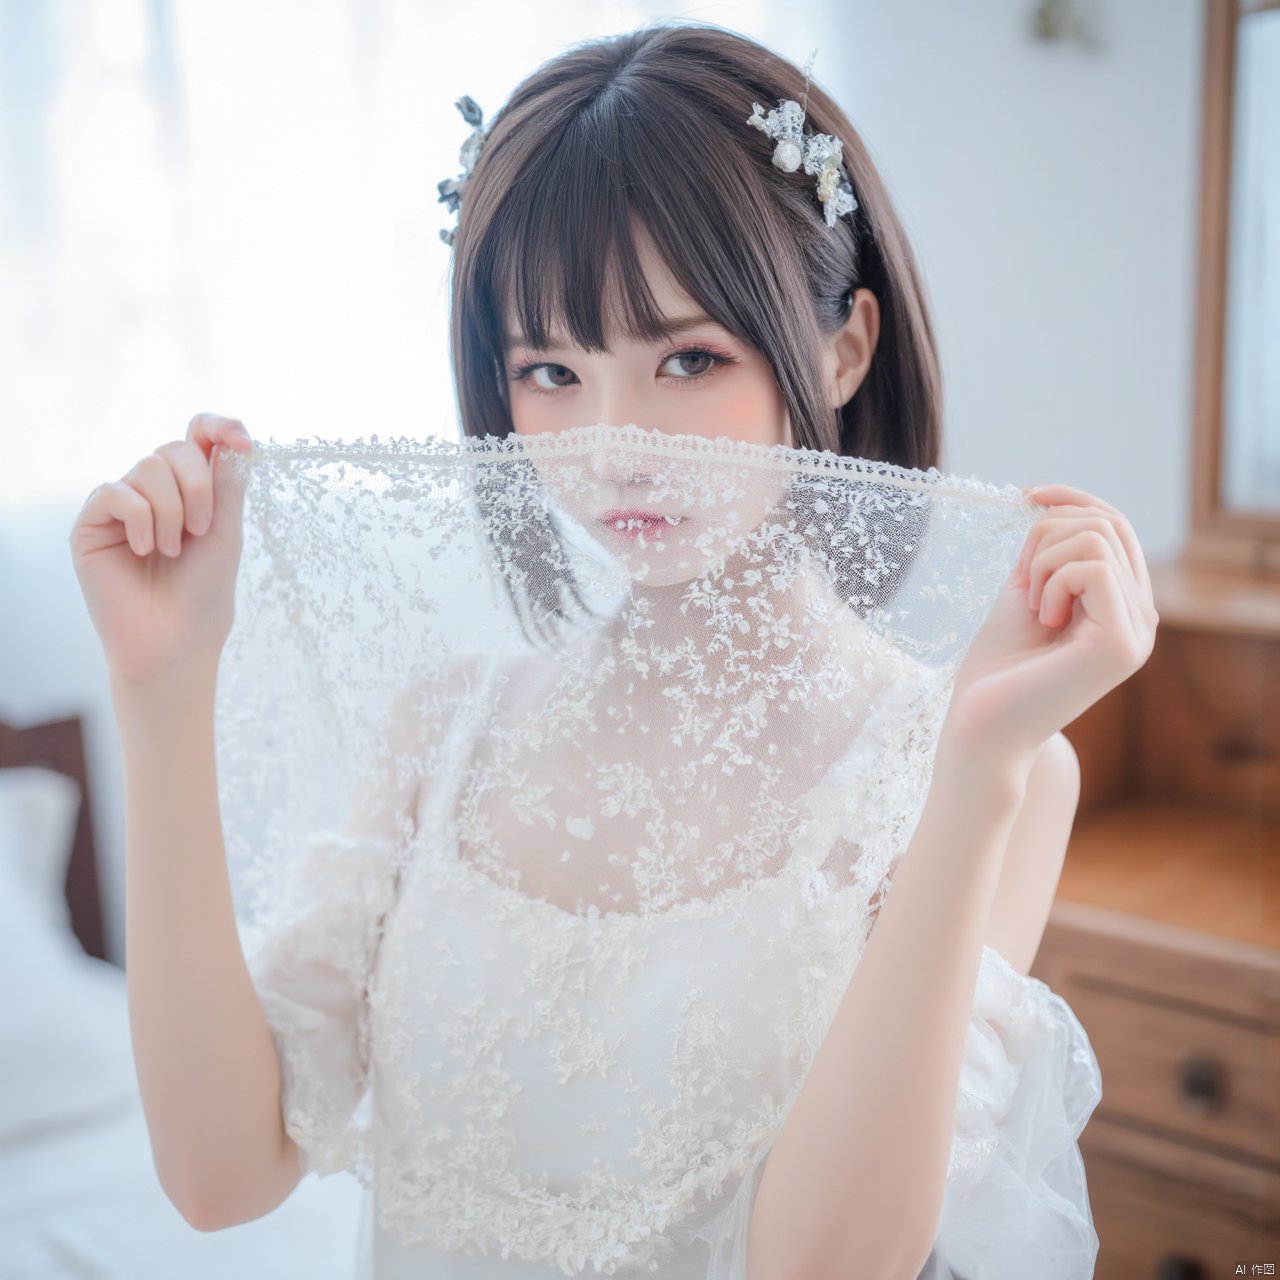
[1029,559,1280,1277]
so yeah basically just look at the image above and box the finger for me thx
[1039,557,1143,665]
[122,453,186,557]
[187,412,253,461]
[155,439,216,538]
[1024,483,1122,517]
[1026,526,1146,641]
[77,480,155,557]
[1021,492,1150,603]
[1017,513,1133,599]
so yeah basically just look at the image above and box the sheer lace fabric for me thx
[219,424,1102,1277]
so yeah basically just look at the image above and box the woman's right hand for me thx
[69,413,255,689]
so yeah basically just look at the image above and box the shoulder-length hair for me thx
[444,22,943,647]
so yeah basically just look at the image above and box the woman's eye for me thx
[662,351,716,378]
[509,347,735,396]
[528,364,576,391]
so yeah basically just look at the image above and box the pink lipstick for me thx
[598,509,687,542]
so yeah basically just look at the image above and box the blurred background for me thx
[2,0,1277,1276]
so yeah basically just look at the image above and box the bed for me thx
[0,713,366,1279]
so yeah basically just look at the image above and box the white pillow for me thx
[0,766,82,940]
[0,776,139,1144]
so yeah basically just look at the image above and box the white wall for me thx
[3,0,1208,967]
[826,0,1201,556]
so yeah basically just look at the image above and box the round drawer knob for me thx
[1177,1053,1225,1112]
[1154,1254,1205,1280]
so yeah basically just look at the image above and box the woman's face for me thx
[504,233,792,448]
[502,233,795,587]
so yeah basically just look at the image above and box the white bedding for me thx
[0,1060,366,1280]
[0,765,367,1279]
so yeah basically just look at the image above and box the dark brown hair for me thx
[447,20,942,466]
[444,22,942,646]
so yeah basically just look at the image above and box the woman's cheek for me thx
[703,377,788,445]
[509,390,559,436]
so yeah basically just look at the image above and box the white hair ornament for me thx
[746,101,858,229]
[436,53,858,248]
[437,95,488,246]
[746,49,858,230]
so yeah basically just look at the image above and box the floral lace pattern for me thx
[222,426,1099,1276]
[361,655,949,1273]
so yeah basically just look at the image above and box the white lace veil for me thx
[214,422,1047,1270]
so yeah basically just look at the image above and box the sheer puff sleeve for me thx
[682,943,1102,1280]
[240,828,400,1184]
[918,942,1103,1279]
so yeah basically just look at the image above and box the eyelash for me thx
[506,345,739,397]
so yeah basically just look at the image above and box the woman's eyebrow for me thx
[503,313,723,350]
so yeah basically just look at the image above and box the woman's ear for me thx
[823,288,880,409]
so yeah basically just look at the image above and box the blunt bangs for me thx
[484,89,790,366]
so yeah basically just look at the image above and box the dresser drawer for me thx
[1033,906,1280,1167]
[1082,1123,1280,1280]
[1056,973,1280,1164]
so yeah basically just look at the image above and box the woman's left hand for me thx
[940,483,1159,775]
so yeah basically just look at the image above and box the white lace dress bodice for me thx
[243,653,1103,1279]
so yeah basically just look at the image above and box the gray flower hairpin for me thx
[745,52,857,230]
[746,98,857,229]
[438,95,488,247]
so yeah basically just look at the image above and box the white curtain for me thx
[0,0,830,512]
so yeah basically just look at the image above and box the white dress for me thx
[242,654,1103,1279]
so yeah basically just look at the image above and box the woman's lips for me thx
[597,509,688,542]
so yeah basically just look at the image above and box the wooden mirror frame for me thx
[1186,0,1280,576]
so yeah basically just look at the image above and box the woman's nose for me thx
[588,444,652,489]
[591,390,645,435]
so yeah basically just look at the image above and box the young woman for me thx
[70,20,1157,1279]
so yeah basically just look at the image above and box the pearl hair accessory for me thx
[437,95,488,246]
[436,52,857,247]
[744,99,858,230]
[745,47,857,230]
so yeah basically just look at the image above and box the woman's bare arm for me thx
[746,475,1157,1280]
[744,733,1043,1280]
[114,660,304,1231]
[118,655,428,1231]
